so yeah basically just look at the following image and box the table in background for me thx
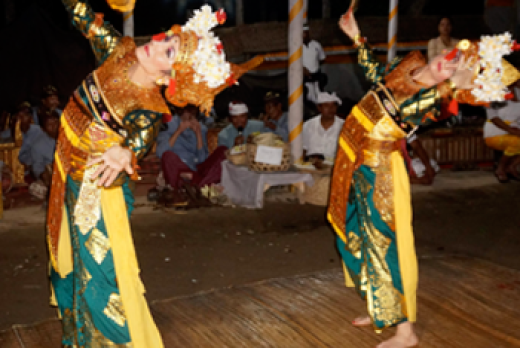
[221,161,314,209]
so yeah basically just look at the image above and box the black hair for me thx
[438,16,453,27]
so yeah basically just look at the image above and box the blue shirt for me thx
[218,120,265,149]
[0,128,11,140]
[155,115,208,171]
[262,112,289,142]
[30,131,56,178]
[18,125,44,166]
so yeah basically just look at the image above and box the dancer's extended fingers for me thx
[105,169,120,187]
[91,163,107,179]
[98,167,113,187]
[124,162,134,175]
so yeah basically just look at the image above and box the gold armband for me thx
[353,33,366,47]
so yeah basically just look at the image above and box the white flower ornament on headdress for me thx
[472,32,519,102]
[182,5,234,89]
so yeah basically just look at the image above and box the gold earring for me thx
[156,77,165,85]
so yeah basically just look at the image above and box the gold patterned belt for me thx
[361,137,400,168]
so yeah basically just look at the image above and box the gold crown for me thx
[165,56,264,115]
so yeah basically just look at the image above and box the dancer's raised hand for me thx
[339,2,360,41]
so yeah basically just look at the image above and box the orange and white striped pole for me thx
[303,0,308,24]
[123,10,134,37]
[288,0,304,162]
[387,0,398,61]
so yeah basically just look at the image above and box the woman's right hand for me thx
[450,56,478,90]
[508,126,520,136]
[339,7,360,41]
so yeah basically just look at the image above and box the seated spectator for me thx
[484,90,520,182]
[198,107,216,127]
[261,92,289,141]
[427,17,459,62]
[302,92,344,166]
[218,101,264,148]
[32,85,62,126]
[405,134,439,185]
[0,111,11,140]
[157,104,227,191]
[29,115,58,198]
[17,103,44,168]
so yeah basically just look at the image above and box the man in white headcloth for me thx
[218,100,265,149]
[303,25,327,104]
[303,91,344,165]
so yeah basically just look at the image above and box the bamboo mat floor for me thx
[1,256,520,348]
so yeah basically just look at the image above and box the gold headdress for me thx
[154,6,263,115]
[451,35,520,101]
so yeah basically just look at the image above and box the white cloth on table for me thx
[221,161,314,209]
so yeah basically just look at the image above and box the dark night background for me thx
[0,0,486,112]
[0,0,485,35]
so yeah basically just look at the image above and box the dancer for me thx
[47,1,262,347]
[328,7,519,348]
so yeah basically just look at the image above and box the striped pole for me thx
[123,10,134,37]
[387,0,398,61]
[288,0,304,162]
[303,0,308,23]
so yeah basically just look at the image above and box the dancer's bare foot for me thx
[352,316,371,327]
[376,322,418,348]
[495,169,509,183]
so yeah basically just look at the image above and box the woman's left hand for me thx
[87,145,134,187]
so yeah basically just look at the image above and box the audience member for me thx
[0,111,10,140]
[218,101,264,149]
[303,25,327,104]
[17,103,44,168]
[157,104,227,191]
[198,107,217,127]
[484,89,520,182]
[427,17,459,62]
[405,134,439,185]
[28,115,58,199]
[261,92,289,141]
[32,85,62,126]
[302,91,344,166]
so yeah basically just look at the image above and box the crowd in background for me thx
[2,15,520,209]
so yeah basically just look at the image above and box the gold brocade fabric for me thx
[362,135,401,231]
[48,99,91,268]
[354,172,407,328]
[328,87,405,240]
[48,38,170,268]
[94,37,169,125]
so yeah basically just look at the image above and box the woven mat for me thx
[2,256,520,347]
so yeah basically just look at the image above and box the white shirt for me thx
[303,40,326,73]
[303,115,344,161]
[484,99,520,138]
